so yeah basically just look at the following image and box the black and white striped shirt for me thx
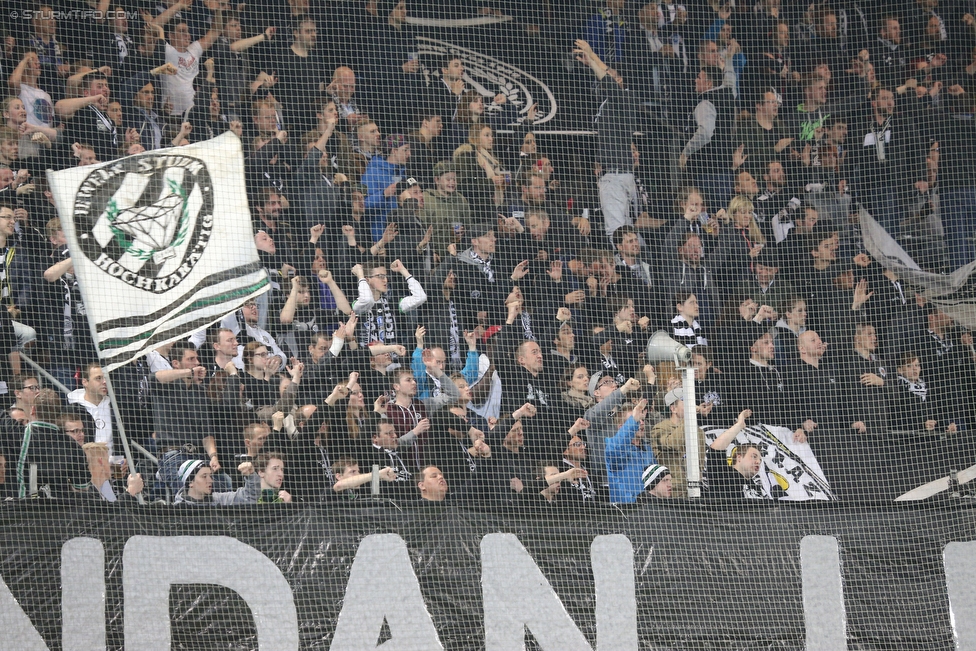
[671,314,707,349]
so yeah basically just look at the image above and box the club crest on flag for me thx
[72,153,215,294]
[48,132,270,371]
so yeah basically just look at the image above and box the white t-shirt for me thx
[163,41,203,115]
[67,388,114,457]
[20,83,54,127]
[145,350,173,373]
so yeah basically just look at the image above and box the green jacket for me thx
[421,189,474,257]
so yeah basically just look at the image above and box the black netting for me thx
[0,0,974,648]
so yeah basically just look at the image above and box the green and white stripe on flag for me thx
[47,132,269,371]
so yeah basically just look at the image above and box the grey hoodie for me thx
[174,472,260,505]
[583,388,626,487]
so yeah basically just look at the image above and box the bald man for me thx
[328,66,368,133]
[784,329,874,499]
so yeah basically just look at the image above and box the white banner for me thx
[704,423,835,501]
[47,132,269,371]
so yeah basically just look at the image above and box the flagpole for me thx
[69,270,146,504]
[103,370,145,505]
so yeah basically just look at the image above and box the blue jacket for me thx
[605,416,657,504]
[411,347,480,400]
[362,156,406,242]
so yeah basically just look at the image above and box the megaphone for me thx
[646,330,692,365]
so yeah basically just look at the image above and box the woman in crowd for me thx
[717,195,767,291]
[453,123,510,223]
[3,97,57,161]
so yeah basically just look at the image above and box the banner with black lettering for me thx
[704,423,835,501]
[47,132,269,371]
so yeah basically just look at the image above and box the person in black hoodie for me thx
[784,329,877,498]
[362,0,424,135]
[677,53,739,212]
[425,374,492,504]
[486,416,536,506]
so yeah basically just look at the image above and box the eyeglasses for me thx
[569,441,586,448]
[243,302,258,308]
[597,379,617,389]
[253,352,269,358]
[21,385,40,391]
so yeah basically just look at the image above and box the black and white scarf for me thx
[898,375,927,401]
[362,296,396,347]
[469,251,495,283]
[563,459,595,500]
[374,443,412,482]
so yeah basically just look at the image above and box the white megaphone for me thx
[646,330,692,366]
[646,330,701,498]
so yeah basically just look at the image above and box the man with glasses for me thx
[584,371,644,491]
[68,363,114,457]
[10,375,40,421]
[191,299,288,370]
[561,434,596,503]
[0,376,40,480]
[351,259,426,356]
[61,406,89,446]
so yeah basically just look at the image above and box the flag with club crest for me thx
[47,132,269,371]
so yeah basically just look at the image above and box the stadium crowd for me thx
[0,0,975,504]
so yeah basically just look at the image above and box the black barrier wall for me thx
[0,501,972,650]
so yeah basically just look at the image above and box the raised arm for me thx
[8,52,34,92]
[43,256,73,283]
[279,277,302,325]
[152,0,187,28]
[54,94,102,119]
[318,269,352,315]
[573,39,609,81]
[334,466,396,491]
[391,259,427,312]
[709,409,752,451]
[198,9,224,51]
[350,264,375,314]
[231,26,275,53]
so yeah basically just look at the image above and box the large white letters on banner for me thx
[122,536,298,650]
[330,534,444,650]
[1,532,970,647]
[62,537,105,651]
[944,541,976,650]
[0,564,50,650]
[482,533,638,651]
[801,536,847,651]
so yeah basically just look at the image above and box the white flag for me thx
[860,208,976,329]
[704,423,835,501]
[47,132,270,371]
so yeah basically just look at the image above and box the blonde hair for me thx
[468,123,491,147]
[727,194,766,245]
[83,442,109,466]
